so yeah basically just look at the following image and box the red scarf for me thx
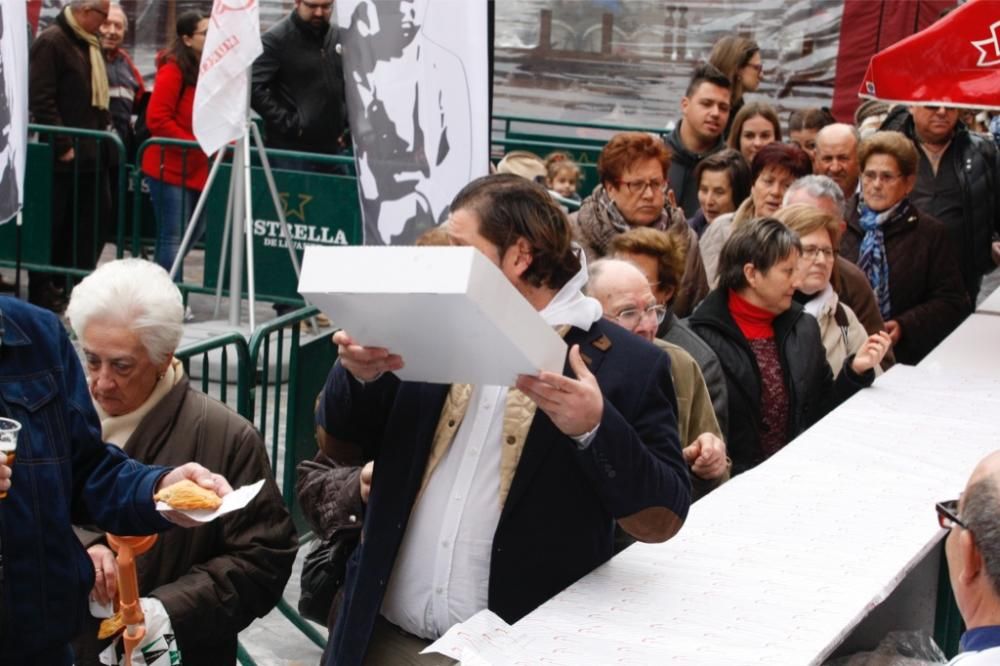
[728,289,776,340]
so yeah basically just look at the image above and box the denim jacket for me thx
[0,297,173,664]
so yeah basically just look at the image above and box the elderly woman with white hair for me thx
[67,259,297,666]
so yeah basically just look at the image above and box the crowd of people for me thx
[25,0,348,308]
[7,1,1000,665]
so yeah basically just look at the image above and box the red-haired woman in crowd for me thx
[699,142,812,285]
[572,131,708,317]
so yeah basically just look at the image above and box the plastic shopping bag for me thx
[99,597,182,666]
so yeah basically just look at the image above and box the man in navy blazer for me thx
[318,174,691,665]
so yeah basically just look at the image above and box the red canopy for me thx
[858,0,1000,110]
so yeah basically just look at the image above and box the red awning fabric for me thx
[832,0,953,122]
[857,0,1000,110]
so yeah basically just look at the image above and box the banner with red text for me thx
[193,0,264,155]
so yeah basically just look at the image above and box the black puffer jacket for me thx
[688,288,874,475]
[882,107,1000,297]
[251,11,346,153]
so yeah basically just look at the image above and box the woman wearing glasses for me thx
[840,131,969,365]
[708,36,762,138]
[573,132,708,316]
[689,218,890,475]
[775,204,872,378]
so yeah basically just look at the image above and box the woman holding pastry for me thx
[67,259,297,666]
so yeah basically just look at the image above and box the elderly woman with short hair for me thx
[699,142,813,285]
[689,219,889,474]
[67,259,296,666]
[775,204,873,378]
[840,130,969,365]
[573,131,709,316]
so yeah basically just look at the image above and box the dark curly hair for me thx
[449,175,580,291]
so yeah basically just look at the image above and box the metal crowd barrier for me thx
[132,137,358,309]
[174,306,335,654]
[0,125,127,284]
[174,331,251,417]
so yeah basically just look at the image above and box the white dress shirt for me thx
[379,250,603,639]
[380,384,507,639]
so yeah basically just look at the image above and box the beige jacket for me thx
[653,338,728,498]
[804,286,877,378]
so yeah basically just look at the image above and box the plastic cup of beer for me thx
[0,417,21,499]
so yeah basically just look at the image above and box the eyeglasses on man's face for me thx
[936,499,967,530]
[618,178,667,196]
[609,304,667,331]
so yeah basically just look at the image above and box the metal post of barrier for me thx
[247,305,334,650]
[10,125,126,291]
[174,332,251,418]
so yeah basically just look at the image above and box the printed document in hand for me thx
[298,246,567,386]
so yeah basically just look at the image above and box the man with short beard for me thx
[251,0,347,168]
[665,64,732,218]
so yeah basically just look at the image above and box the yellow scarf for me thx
[63,6,110,110]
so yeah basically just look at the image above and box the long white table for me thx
[976,283,1000,315]
[427,317,1000,664]
[921,312,1000,378]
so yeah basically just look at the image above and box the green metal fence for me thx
[174,331,251,417]
[0,125,127,285]
[173,308,333,654]
[132,138,360,307]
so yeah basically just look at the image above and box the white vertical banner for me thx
[337,0,489,245]
[0,0,28,225]
[193,0,264,155]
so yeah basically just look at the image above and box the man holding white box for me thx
[317,175,691,665]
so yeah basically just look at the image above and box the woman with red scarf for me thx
[688,218,890,475]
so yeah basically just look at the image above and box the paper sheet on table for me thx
[429,365,1000,665]
[156,479,264,523]
[298,246,568,386]
[422,610,531,665]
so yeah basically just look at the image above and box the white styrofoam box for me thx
[299,246,567,386]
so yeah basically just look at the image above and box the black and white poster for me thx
[337,0,489,245]
[0,1,27,225]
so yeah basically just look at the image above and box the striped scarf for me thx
[857,200,906,320]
